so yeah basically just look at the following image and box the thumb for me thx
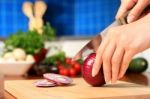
[127,0,149,23]
[116,0,136,19]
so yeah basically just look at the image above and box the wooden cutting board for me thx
[5,78,150,99]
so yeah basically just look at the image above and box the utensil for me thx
[22,1,36,32]
[34,0,47,34]
[22,1,47,34]
[73,13,128,60]
[73,4,150,60]
[22,2,34,19]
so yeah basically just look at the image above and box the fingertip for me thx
[111,75,117,84]
[92,62,97,77]
[118,71,125,79]
[92,68,97,77]
[127,14,135,23]
[105,77,111,84]
[92,62,101,77]
[118,73,123,79]
[92,54,103,77]
[111,80,117,84]
[106,81,112,84]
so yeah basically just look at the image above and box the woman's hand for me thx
[92,13,150,84]
[116,0,150,23]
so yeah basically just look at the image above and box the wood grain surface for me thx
[5,78,150,99]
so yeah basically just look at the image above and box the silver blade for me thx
[73,20,122,60]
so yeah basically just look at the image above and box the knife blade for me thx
[73,16,127,60]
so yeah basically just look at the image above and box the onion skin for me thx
[82,53,105,86]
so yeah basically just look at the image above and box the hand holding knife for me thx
[73,12,128,61]
[73,5,150,84]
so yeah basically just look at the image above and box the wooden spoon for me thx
[34,0,47,18]
[34,0,47,34]
[22,1,34,19]
[22,1,36,31]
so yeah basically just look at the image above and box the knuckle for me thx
[112,58,119,65]
[102,54,109,63]
[131,5,143,15]
[122,61,127,67]
[126,44,138,51]
[119,35,127,42]
[117,36,127,46]
[108,27,118,36]
[112,68,117,74]
[108,27,115,33]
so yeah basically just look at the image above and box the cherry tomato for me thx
[69,68,77,77]
[56,61,61,65]
[59,68,69,76]
[70,61,76,66]
[58,64,64,70]
[73,63,81,73]
[65,58,72,64]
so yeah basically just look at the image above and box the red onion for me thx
[82,53,105,86]
[43,73,73,85]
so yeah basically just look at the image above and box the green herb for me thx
[77,59,84,64]
[41,51,66,65]
[42,23,56,41]
[5,30,44,54]
[5,23,56,54]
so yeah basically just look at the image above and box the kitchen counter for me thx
[4,73,150,99]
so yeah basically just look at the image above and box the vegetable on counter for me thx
[82,53,105,86]
[58,57,82,77]
[5,30,44,55]
[34,73,73,87]
[4,23,55,55]
[43,73,73,85]
[3,22,55,64]
[82,53,148,86]
[127,57,148,73]
[0,48,34,62]
[35,51,83,77]
[34,80,56,87]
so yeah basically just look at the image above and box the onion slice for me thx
[34,79,56,87]
[43,73,73,85]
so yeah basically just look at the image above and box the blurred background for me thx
[0,0,150,77]
[0,0,120,38]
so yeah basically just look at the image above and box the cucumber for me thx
[127,57,148,73]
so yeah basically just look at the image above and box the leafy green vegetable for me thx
[42,23,56,41]
[5,23,56,54]
[5,31,44,54]
[41,51,66,65]
[77,59,84,64]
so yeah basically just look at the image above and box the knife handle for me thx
[118,11,129,25]
[118,5,150,25]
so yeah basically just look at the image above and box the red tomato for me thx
[56,61,61,65]
[65,58,72,64]
[59,68,69,76]
[69,68,77,77]
[58,65,64,70]
[73,63,81,73]
[70,61,76,66]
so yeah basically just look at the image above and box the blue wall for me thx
[0,0,120,38]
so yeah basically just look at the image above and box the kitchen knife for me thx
[73,13,128,60]
[73,5,150,60]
